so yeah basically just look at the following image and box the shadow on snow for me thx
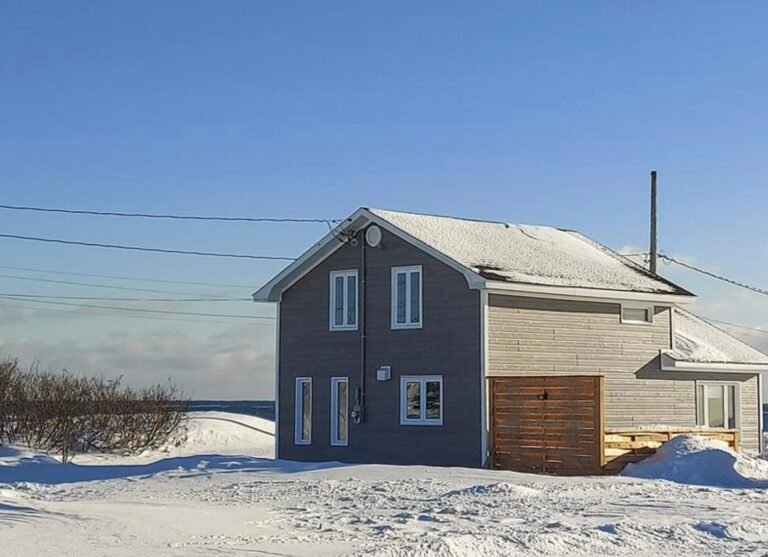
[0,446,344,486]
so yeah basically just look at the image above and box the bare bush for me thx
[0,359,187,462]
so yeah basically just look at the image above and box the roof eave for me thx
[486,281,697,305]
[660,352,768,373]
[252,207,487,302]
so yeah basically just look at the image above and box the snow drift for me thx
[622,434,768,488]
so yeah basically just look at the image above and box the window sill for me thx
[329,326,359,332]
[400,420,443,426]
[391,323,423,330]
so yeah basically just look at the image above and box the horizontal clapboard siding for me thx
[488,295,760,454]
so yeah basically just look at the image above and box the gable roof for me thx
[666,308,768,367]
[370,208,692,297]
[253,207,695,303]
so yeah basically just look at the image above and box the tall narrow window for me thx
[696,382,738,429]
[391,266,422,329]
[330,377,349,446]
[400,375,442,425]
[294,378,312,444]
[330,270,358,330]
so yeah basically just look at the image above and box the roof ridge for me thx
[367,207,555,230]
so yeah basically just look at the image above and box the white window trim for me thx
[696,380,741,430]
[620,303,655,325]
[294,377,312,445]
[391,265,423,330]
[400,375,443,426]
[329,269,359,331]
[330,376,349,447]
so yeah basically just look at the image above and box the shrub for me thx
[0,359,187,462]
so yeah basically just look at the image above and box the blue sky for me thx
[1,2,767,398]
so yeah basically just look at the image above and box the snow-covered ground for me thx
[1,412,768,556]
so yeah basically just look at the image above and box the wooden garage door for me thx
[490,376,604,475]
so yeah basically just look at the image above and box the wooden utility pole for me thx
[650,170,658,274]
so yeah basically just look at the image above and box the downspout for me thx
[359,231,367,423]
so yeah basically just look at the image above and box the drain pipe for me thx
[358,231,367,423]
[350,229,367,425]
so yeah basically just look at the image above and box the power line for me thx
[0,300,270,326]
[0,273,230,296]
[0,293,250,302]
[0,264,255,289]
[0,203,339,225]
[703,316,768,336]
[0,296,275,320]
[660,255,768,297]
[0,233,296,261]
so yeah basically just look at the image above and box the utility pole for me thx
[650,170,658,274]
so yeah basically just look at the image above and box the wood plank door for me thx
[490,375,604,476]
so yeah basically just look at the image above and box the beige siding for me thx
[488,295,761,454]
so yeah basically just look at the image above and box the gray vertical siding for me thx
[279,227,482,466]
[487,295,761,454]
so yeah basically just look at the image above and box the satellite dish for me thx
[365,225,382,248]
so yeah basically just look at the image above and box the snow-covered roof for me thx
[668,308,768,365]
[369,209,691,296]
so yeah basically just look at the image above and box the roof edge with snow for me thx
[253,207,696,303]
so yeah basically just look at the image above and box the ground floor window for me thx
[400,375,443,425]
[294,377,312,444]
[696,382,738,429]
[330,377,349,446]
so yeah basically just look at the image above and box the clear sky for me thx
[1,2,767,398]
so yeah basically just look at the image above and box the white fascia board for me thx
[363,211,486,290]
[487,282,695,306]
[253,208,487,302]
[661,352,768,373]
[252,210,368,302]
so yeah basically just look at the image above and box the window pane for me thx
[337,380,348,443]
[334,276,345,326]
[727,385,736,429]
[707,385,725,428]
[346,275,357,326]
[410,271,420,323]
[396,273,407,324]
[696,384,705,425]
[425,381,440,420]
[623,307,650,322]
[301,381,312,440]
[406,381,421,419]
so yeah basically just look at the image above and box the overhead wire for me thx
[0,203,339,224]
[0,233,297,261]
[0,264,256,289]
[0,296,275,320]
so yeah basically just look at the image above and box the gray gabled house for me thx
[253,208,768,470]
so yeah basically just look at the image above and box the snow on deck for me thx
[669,308,768,364]
[370,208,690,295]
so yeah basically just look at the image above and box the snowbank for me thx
[0,412,276,484]
[157,411,275,458]
[622,435,768,488]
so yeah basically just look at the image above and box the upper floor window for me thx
[621,304,653,324]
[329,270,358,331]
[391,265,422,329]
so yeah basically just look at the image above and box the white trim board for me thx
[661,352,768,373]
[253,207,695,305]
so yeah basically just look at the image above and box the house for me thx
[253,208,768,472]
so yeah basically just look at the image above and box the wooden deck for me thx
[603,428,739,473]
